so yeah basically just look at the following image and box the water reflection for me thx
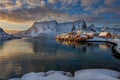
[99,44,111,50]
[0,39,34,58]
[57,40,111,51]
[0,38,120,80]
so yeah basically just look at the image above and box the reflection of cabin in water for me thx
[99,32,112,38]
[99,44,111,50]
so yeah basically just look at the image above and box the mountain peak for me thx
[87,24,101,32]
[78,19,87,30]
[89,24,96,28]
[81,19,85,23]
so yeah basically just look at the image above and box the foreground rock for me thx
[9,69,120,80]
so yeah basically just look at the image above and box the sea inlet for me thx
[0,38,120,80]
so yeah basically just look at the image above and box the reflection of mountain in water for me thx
[0,38,118,80]
[29,38,58,54]
[99,44,111,50]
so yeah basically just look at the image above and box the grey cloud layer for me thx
[0,0,120,24]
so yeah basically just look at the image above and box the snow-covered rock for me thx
[10,71,73,80]
[20,72,46,80]
[78,20,87,31]
[44,71,73,80]
[46,70,73,77]
[87,24,102,33]
[46,70,66,76]
[9,69,120,80]
[112,39,120,54]
[74,69,120,80]
[103,27,120,34]
[9,78,21,80]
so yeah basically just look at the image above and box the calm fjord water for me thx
[0,38,120,79]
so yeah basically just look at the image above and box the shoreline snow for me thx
[111,39,120,54]
[9,69,120,80]
[87,37,120,54]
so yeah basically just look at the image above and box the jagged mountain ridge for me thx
[101,27,120,34]
[87,24,102,33]
[15,20,101,38]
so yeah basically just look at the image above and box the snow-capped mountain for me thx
[79,20,87,31]
[16,20,88,38]
[14,20,120,38]
[0,28,20,40]
[87,24,102,33]
[102,27,120,34]
[24,20,58,37]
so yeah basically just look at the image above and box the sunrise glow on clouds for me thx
[0,0,120,30]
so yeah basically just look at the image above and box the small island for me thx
[56,26,120,54]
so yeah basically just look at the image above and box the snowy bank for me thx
[87,37,120,54]
[112,39,120,54]
[9,69,120,80]
[74,69,120,80]
[9,71,73,80]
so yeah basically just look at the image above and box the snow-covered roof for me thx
[99,32,111,36]
[61,33,68,36]
[80,34,87,38]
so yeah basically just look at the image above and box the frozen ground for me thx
[9,69,120,80]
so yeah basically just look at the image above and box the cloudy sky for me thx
[0,0,120,31]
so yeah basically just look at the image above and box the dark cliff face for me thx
[81,20,87,31]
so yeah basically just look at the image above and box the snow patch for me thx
[111,39,120,54]
[9,69,120,80]
[75,69,120,80]
[9,78,21,80]
[21,72,46,80]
